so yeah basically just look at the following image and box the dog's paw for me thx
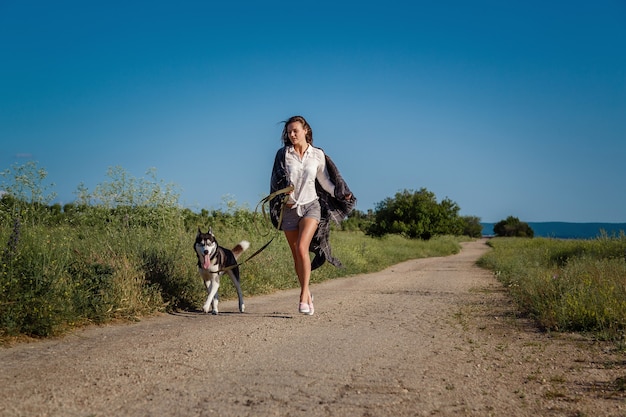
[202,303,211,314]
[211,309,218,315]
[239,304,245,313]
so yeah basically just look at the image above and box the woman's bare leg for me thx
[284,217,318,305]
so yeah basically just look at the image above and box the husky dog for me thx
[194,228,249,314]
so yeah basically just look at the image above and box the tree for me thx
[493,216,534,237]
[461,216,483,238]
[366,188,463,239]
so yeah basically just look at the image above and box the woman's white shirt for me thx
[285,145,335,215]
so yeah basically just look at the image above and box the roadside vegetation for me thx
[1,162,468,341]
[6,161,625,349]
[478,235,626,346]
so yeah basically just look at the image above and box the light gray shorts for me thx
[281,200,321,231]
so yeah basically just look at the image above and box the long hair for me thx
[281,115,313,146]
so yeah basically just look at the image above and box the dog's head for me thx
[195,227,218,269]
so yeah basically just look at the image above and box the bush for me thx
[493,216,534,237]
[366,188,464,239]
[461,215,483,238]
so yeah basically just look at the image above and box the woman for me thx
[269,115,355,316]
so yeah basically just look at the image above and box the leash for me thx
[255,185,294,235]
[215,185,293,274]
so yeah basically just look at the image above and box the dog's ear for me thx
[209,226,213,235]
[197,227,202,235]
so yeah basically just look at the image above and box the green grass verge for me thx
[478,235,626,344]
[0,219,464,341]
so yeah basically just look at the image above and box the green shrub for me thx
[493,216,534,237]
[366,188,464,239]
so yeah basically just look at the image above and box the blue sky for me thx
[1,1,625,223]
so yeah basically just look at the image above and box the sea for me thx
[480,222,626,239]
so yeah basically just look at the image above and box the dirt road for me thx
[1,239,625,416]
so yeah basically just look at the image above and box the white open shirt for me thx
[285,145,336,216]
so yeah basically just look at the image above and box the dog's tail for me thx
[232,241,250,259]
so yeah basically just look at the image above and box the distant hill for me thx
[480,222,626,239]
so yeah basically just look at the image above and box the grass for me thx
[0,214,465,341]
[0,163,472,342]
[477,234,626,344]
